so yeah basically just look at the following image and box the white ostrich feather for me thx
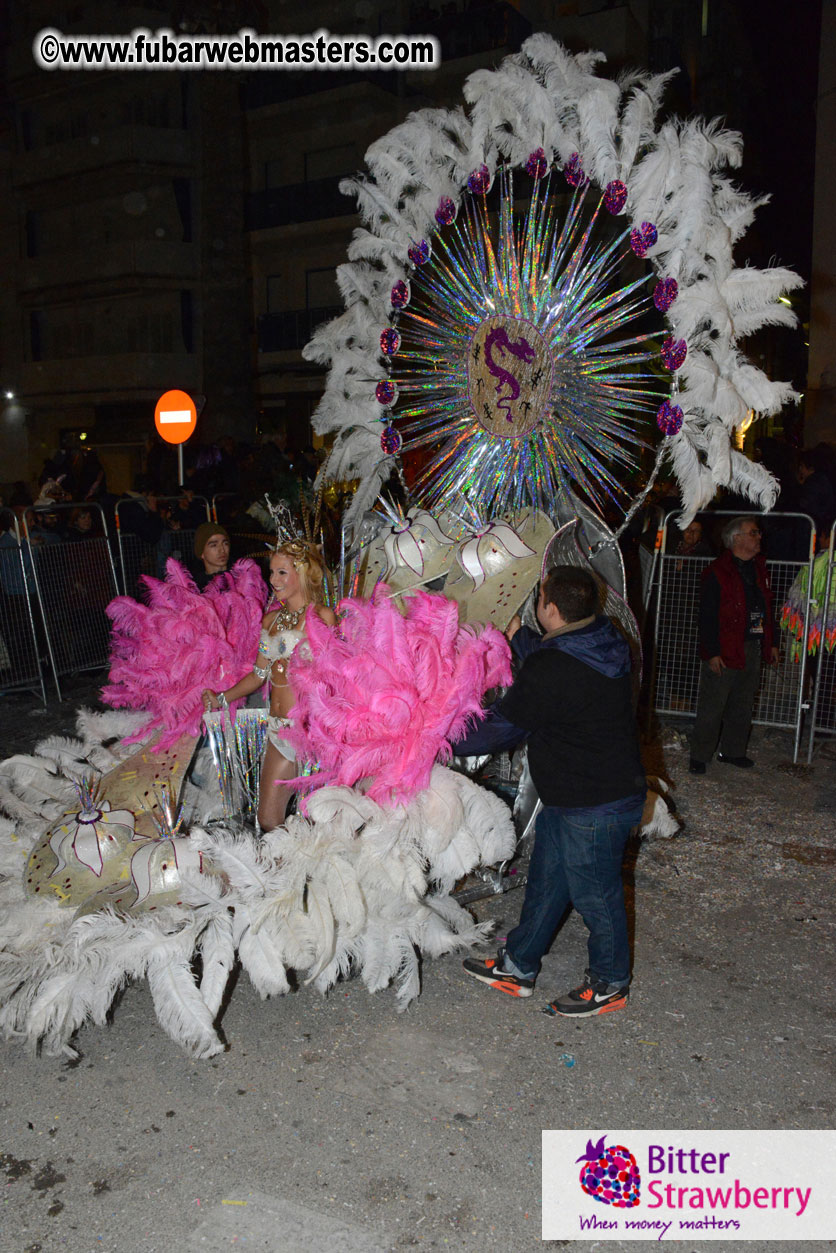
[147,953,223,1059]
[727,449,781,510]
[577,79,621,185]
[188,825,272,894]
[617,69,677,181]
[234,904,291,997]
[664,427,719,524]
[198,911,235,1018]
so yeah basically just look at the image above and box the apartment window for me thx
[305,268,339,309]
[267,275,283,312]
[303,143,357,182]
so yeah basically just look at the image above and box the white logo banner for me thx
[542,1130,835,1241]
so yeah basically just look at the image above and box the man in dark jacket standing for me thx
[690,516,778,774]
[452,565,646,1017]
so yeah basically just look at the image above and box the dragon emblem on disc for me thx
[468,315,553,440]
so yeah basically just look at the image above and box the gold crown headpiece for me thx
[276,537,313,570]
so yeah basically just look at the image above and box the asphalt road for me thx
[1,677,834,1252]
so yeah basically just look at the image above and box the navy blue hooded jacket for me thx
[452,616,645,809]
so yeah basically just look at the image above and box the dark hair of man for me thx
[541,564,600,623]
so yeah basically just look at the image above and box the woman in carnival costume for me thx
[201,537,336,830]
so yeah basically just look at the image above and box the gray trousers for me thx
[691,640,762,761]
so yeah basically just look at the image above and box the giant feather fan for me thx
[283,587,512,806]
[102,558,267,749]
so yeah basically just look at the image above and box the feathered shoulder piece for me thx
[102,558,267,749]
[284,587,511,806]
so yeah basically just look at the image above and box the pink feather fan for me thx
[102,558,267,749]
[284,587,511,807]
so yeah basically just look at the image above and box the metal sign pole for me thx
[178,444,184,488]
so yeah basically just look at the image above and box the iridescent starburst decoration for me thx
[391,170,666,517]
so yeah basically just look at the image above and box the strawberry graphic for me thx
[577,1135,641,1207]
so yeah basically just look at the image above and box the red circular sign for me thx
[154,390,197,445]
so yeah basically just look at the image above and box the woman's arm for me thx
[203,614,273,709]
[202,667,264,710]
[313,604,337,627]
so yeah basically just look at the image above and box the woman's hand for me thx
[202,689,220,712]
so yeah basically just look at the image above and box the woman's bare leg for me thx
[258,741,297,831]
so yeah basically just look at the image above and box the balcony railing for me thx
[409,1,532,62]
[242,68,406,110]
[257,306,342,353]
[246,176,355,230]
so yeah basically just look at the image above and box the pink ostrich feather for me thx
[102,558,267,749]
[284,587,511,807]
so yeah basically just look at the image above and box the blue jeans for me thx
[506,800,644,988]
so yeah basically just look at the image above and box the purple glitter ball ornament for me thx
[380,425,402,455]
[603,180,628,214]
[656,400,684,436]
[375,380,396,405]
[660,336,688,371]
[407,239,430,266]
[380,328,401,356]
[526,148,548,179]
[467,164,491,195]
[564,153,587,189]
[434,196,456,227]
[630,221,658,258]
[390,280,409,309]
[653,277,679,313]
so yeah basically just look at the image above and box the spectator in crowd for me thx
[451,565,646,1017]
[690,517,778,774]
[32,477,70,511]
[119,477,164,547]
[67,507,99,541]
[0,509,38,678]
[216,435,241,494]
[796,449,836,544]
[673,518,713,559]
[29,506,66,545]
[65,509,112,668]
[161,491,206,533]
[9,482,33,517]
[193,522,231,590]
[75,447,107,502]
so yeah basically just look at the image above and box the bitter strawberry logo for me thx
[577,1135,641,1207]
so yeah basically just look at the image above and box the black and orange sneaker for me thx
[462,949,535,998]
[544,974,628,1017]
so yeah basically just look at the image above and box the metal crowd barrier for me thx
[21,502,121,701]
[211,493,237,522]
[806,521,836,761]
[114,495,210,597]
[648,511,817,763]
[0,512,48,703]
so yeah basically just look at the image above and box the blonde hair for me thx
[273,539,327,604]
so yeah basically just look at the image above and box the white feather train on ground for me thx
[0,709,515,1059]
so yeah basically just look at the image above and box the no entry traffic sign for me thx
[154,389,197,445]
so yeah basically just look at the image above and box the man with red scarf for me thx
[690,516,778,774]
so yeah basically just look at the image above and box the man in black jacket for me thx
[453,565,646,1017]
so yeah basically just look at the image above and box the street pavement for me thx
[0,677,834,1252]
